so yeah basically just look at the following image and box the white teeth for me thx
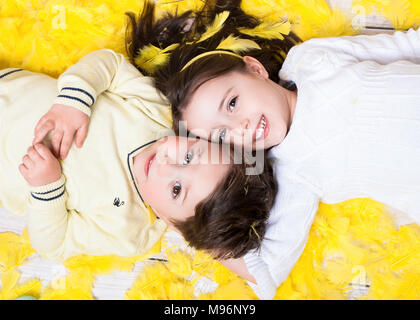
[255,115,266,140]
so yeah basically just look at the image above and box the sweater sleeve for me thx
[319,27,420,65]
[26,174,69,257]
[280,27,420,81]
[51,49,145,116]
[243,176,320,300]
[26,174,168,260]
[52,49,172,128]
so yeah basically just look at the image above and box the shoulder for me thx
[267,170,320,228]
[279,37,354,81]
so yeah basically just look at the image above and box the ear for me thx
[243,56,269,79]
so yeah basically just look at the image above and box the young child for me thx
[127,1,420,299]
[0,48,277,262]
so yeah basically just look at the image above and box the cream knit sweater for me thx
[0,49,172,260]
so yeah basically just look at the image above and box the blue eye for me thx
[227,97,237,112]
[183,150,194,165]
[172,182,181,199]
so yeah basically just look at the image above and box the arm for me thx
[18,143,69,256]
[52,49,135,116]
[321,27,420,65]
[219,258,256,283]
[281,27,420,82]
[19,143,162,260]
[236,177,320,300]
[33,49,148,159]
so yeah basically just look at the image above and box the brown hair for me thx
[125,1,281,259]
[173,147,277,260]
[125,0,301,133]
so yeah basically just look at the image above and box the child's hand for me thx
[19,143,62,187]
[33,104,89,159]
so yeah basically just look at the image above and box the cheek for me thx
[139,181,163,211]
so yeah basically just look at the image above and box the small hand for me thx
[19,143,62,187]
[33,104,89,159]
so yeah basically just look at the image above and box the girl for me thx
[127,0,420,299]
[0,47,277,262]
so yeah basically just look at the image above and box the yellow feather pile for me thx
[1,0,420,300]
[352,0,420,29]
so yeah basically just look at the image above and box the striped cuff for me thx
[53,86,96,117]
[29,174,67,208]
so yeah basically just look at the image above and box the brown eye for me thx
[172,182,181,199]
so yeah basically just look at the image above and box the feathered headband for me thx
[134,11,291,75]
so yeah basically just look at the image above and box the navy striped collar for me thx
[127,139,160,204]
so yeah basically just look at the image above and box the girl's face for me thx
[132,136,230,229]
[182,56,297,150]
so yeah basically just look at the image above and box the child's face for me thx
[132,136,230,229]
[182,56,296,150]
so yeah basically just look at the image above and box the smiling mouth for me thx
[144,153,156,177]
[254,114,268,141]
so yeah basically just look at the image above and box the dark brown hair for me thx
[125,0,301,133]
[173,146,278,260]
[125,1,281,259]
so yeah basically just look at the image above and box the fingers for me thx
[27,145,43,162]
[60,131,74,159]
[33,142,54,160]
[18,163,28,176]
[33,120,54,145]
[51,130,64,158]
[75,125,88,148]
[22,154,34,168]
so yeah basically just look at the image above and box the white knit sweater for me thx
[244,27,420,300]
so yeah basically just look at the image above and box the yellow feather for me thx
[216,35,261,52]
[195,11,230,43]
[135,43,178,74]
[239,21,291,40]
